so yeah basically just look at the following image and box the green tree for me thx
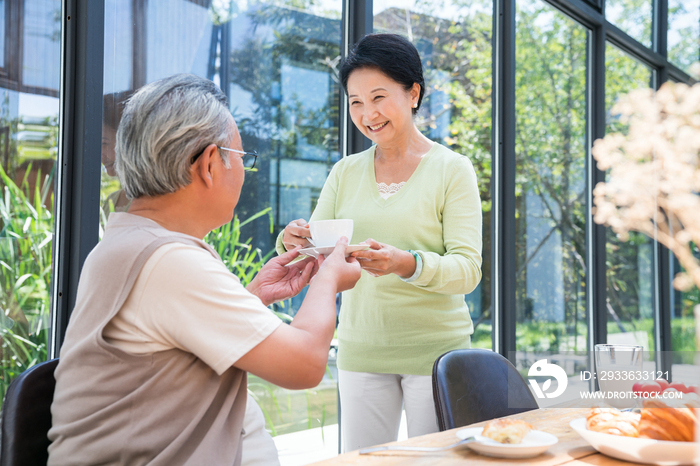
[667,1,700,72]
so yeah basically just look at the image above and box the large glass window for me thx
[102,0,343,460]
[373,0,493,351]
[604,44,655,360]
[668,0,700,76]
[0,0,60,404]
[605,0,652,47]
[514,0,589,402]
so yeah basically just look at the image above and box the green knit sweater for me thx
[277,143,482,375]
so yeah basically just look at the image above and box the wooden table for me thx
[308,408,645,465]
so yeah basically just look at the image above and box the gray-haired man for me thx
[48,74,360,465]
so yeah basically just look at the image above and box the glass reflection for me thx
[103,0,132,93]
[22,0,61,90]
[374,0,493,351]
[604,44,655,360]
[0,0,60,405]
[668,0,700,76]
[101,91,132,216]
[605,0,652,47]
[515,0,589,401]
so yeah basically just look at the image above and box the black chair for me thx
[0,358,58,466]
[432,349,538,431]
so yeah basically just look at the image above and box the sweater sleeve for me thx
[275,159,343,255]
[410,155,483,294]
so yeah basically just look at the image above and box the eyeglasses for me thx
[190,145,258,170]
[218,146,258,169]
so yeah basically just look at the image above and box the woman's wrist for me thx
[399,250,422,281]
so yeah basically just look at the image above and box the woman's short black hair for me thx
[339,33,425,115]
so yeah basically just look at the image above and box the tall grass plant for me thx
[0,165,52,405]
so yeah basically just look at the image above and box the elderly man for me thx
[47,74,361,465]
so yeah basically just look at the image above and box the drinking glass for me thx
[594,344,643,409]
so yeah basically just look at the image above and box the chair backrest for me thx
[432,349,538,431]
[0,358,58,466]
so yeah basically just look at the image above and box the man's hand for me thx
[315,237,362,292]
[247,247,319,306]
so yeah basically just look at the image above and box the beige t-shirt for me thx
[103,242,282,376]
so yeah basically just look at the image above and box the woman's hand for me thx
[247,247,319,306]
[283,218,313,250]
[350,238,416,278]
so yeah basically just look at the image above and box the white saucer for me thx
[455,427,558,459]
[298,244,370,258]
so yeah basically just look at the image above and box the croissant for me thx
[586,408,640,437]
[639,400,697,442]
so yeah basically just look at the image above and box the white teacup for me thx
[308,219,353,248]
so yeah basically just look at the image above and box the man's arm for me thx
[234,238,360,389]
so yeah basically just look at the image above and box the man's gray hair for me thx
[115,74,232,199]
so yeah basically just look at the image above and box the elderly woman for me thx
[279,34,483,451]
[48,74,361,465]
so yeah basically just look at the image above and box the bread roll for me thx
[481,418,534,444]
[586,408,641,437]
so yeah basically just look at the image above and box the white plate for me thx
[298,244,370,259]
[570,418,700,465]
[455,427,558,459]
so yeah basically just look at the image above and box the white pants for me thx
[338,369,439,452]
[241,393,280,466]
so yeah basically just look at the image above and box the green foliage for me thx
[506,316,696,356]
[606,0,653,48]
[471,323,492,349]
[205,207,274,285]
[607,317,698,354]
[203,207,292,323]
[0,165,52,404]
[667,1,700,72]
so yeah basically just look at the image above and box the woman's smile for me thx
[368,121,388,132]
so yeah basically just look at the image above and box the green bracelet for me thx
[402,250,423,283]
